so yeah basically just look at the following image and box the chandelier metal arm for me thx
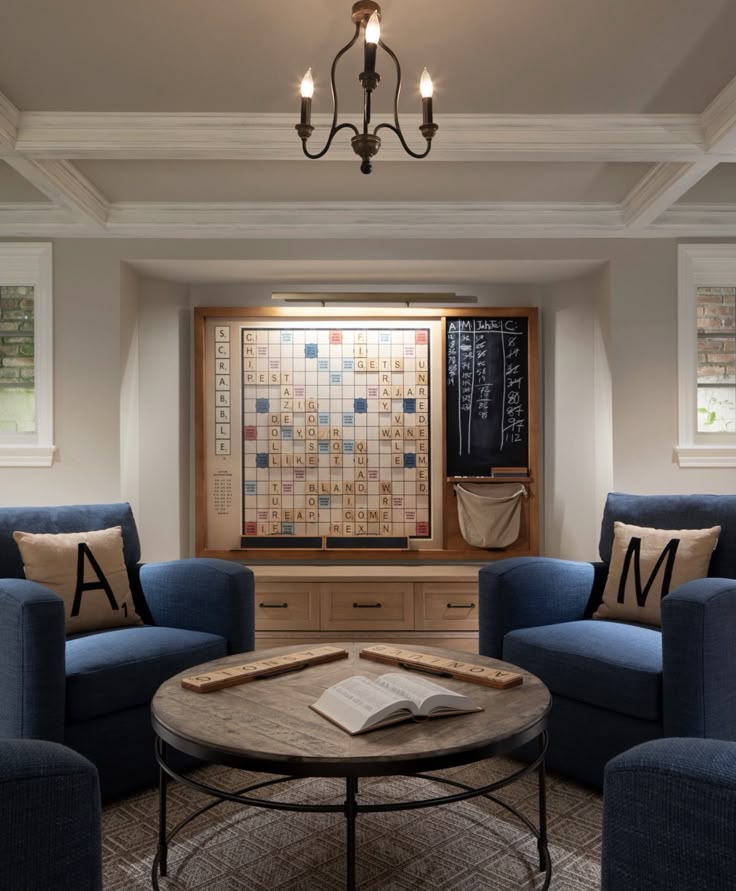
[378,39,403,132]
[298,24,362,159]
[373,122,433,159]
[300,122,360,160]
[371,39,435,159]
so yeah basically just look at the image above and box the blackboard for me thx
[446,316,529,477]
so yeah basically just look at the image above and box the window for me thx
[676,245,736,467]
[696,286,735,433]
[0,243,54,466]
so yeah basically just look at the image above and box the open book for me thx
[310,672,482,735]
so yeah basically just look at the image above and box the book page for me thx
[326,675,409,715]
[311,675,416,734]
[374,673,476,714]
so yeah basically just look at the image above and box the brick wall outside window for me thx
[697,286,736,432]
[0,285,35,434]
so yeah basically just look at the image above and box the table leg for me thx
[157,738,169,877]
[537,730,550,875]
[344,776,359,890]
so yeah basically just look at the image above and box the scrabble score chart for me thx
[200,315,445,556]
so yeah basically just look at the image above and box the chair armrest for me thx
[139,558,255,654]
[478,557,594,657]
[661,578,736,739]
[602,737,736,891]
[0,579,66,740]
[0,739,102,891]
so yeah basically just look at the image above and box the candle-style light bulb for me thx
[299,68,313,128]
[365,11,380,45]
[364,11,380,75]
[419,67,433,99]
[301,68,314,99]
[420,67,434,127]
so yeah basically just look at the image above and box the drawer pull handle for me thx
[447,602,476,609]
[353,602,382,609]
[259,602,289,609]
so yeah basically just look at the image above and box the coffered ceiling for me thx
[2,0,736,239]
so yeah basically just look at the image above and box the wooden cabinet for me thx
[414,582,478,631]
[255,582,320,631]
[252,566,480,653]
[321,583,414,631]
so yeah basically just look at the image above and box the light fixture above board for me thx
[295,1,438,174]
[271,293,477,306]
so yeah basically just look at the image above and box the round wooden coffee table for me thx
[151,642,552,889]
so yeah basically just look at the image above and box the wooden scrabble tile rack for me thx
[359,644,523,688]
[181,645,349,692]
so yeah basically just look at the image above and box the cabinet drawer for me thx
[321,583,414,631]
[255,583,320,631]
[415,582,478,631]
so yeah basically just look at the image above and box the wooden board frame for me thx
[194,306,539,563]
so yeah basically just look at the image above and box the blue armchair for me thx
[602,737,736,891]
[478,493,736,787]
[0,738,102,891]
[0,503,255,801]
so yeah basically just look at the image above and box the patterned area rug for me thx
[102,758,601,890]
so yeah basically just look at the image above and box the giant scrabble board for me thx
[199,313,445,553]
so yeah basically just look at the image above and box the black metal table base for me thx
[152,733,551,890]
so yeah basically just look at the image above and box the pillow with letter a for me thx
[593,521,721,626]
[13,526,142,635]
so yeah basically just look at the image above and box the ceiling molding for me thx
[701,74,736,152]
[14,111,714,163]
[0,90,19,151]
[3,198,736,238]
[3,157,109,227]
[649,203,736,234]
[0,203,82,235]
[621,160,719,228]
[3,86,736,239]
[2,199,626,238]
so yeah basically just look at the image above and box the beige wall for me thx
[542,268,613,561]
[2,236,735,563]
[135,275,190,561]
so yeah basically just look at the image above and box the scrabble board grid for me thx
[241,326,432,542]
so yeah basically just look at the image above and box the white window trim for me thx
[0,242,55,467]
[675,244,736,468]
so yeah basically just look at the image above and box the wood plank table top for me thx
[151,643,551,778]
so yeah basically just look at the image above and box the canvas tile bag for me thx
[454,482,526,549]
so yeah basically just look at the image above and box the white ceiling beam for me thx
[0,90,20,153]
[14,111,710,163]
[650,203,736,235]
[6,198,736,238]
[3,157,109,228]
[0,203,84,235]
[622,160,720,228]
[701,75,736,153]
[0,86,109,227]
[105,200,626,238]
[620,74,736,229]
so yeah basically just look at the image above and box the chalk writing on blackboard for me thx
[446,317,528,477]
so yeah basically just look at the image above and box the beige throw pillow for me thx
[13,526,142,635]
[593,521,720,626]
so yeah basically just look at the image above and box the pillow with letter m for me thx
[593,521,721,627]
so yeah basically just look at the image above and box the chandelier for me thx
[296,1,438,174]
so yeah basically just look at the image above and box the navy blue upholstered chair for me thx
[0,503,255,801]
[478,493,736,787]
[602,737,736,891]
[0,738,102,891]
